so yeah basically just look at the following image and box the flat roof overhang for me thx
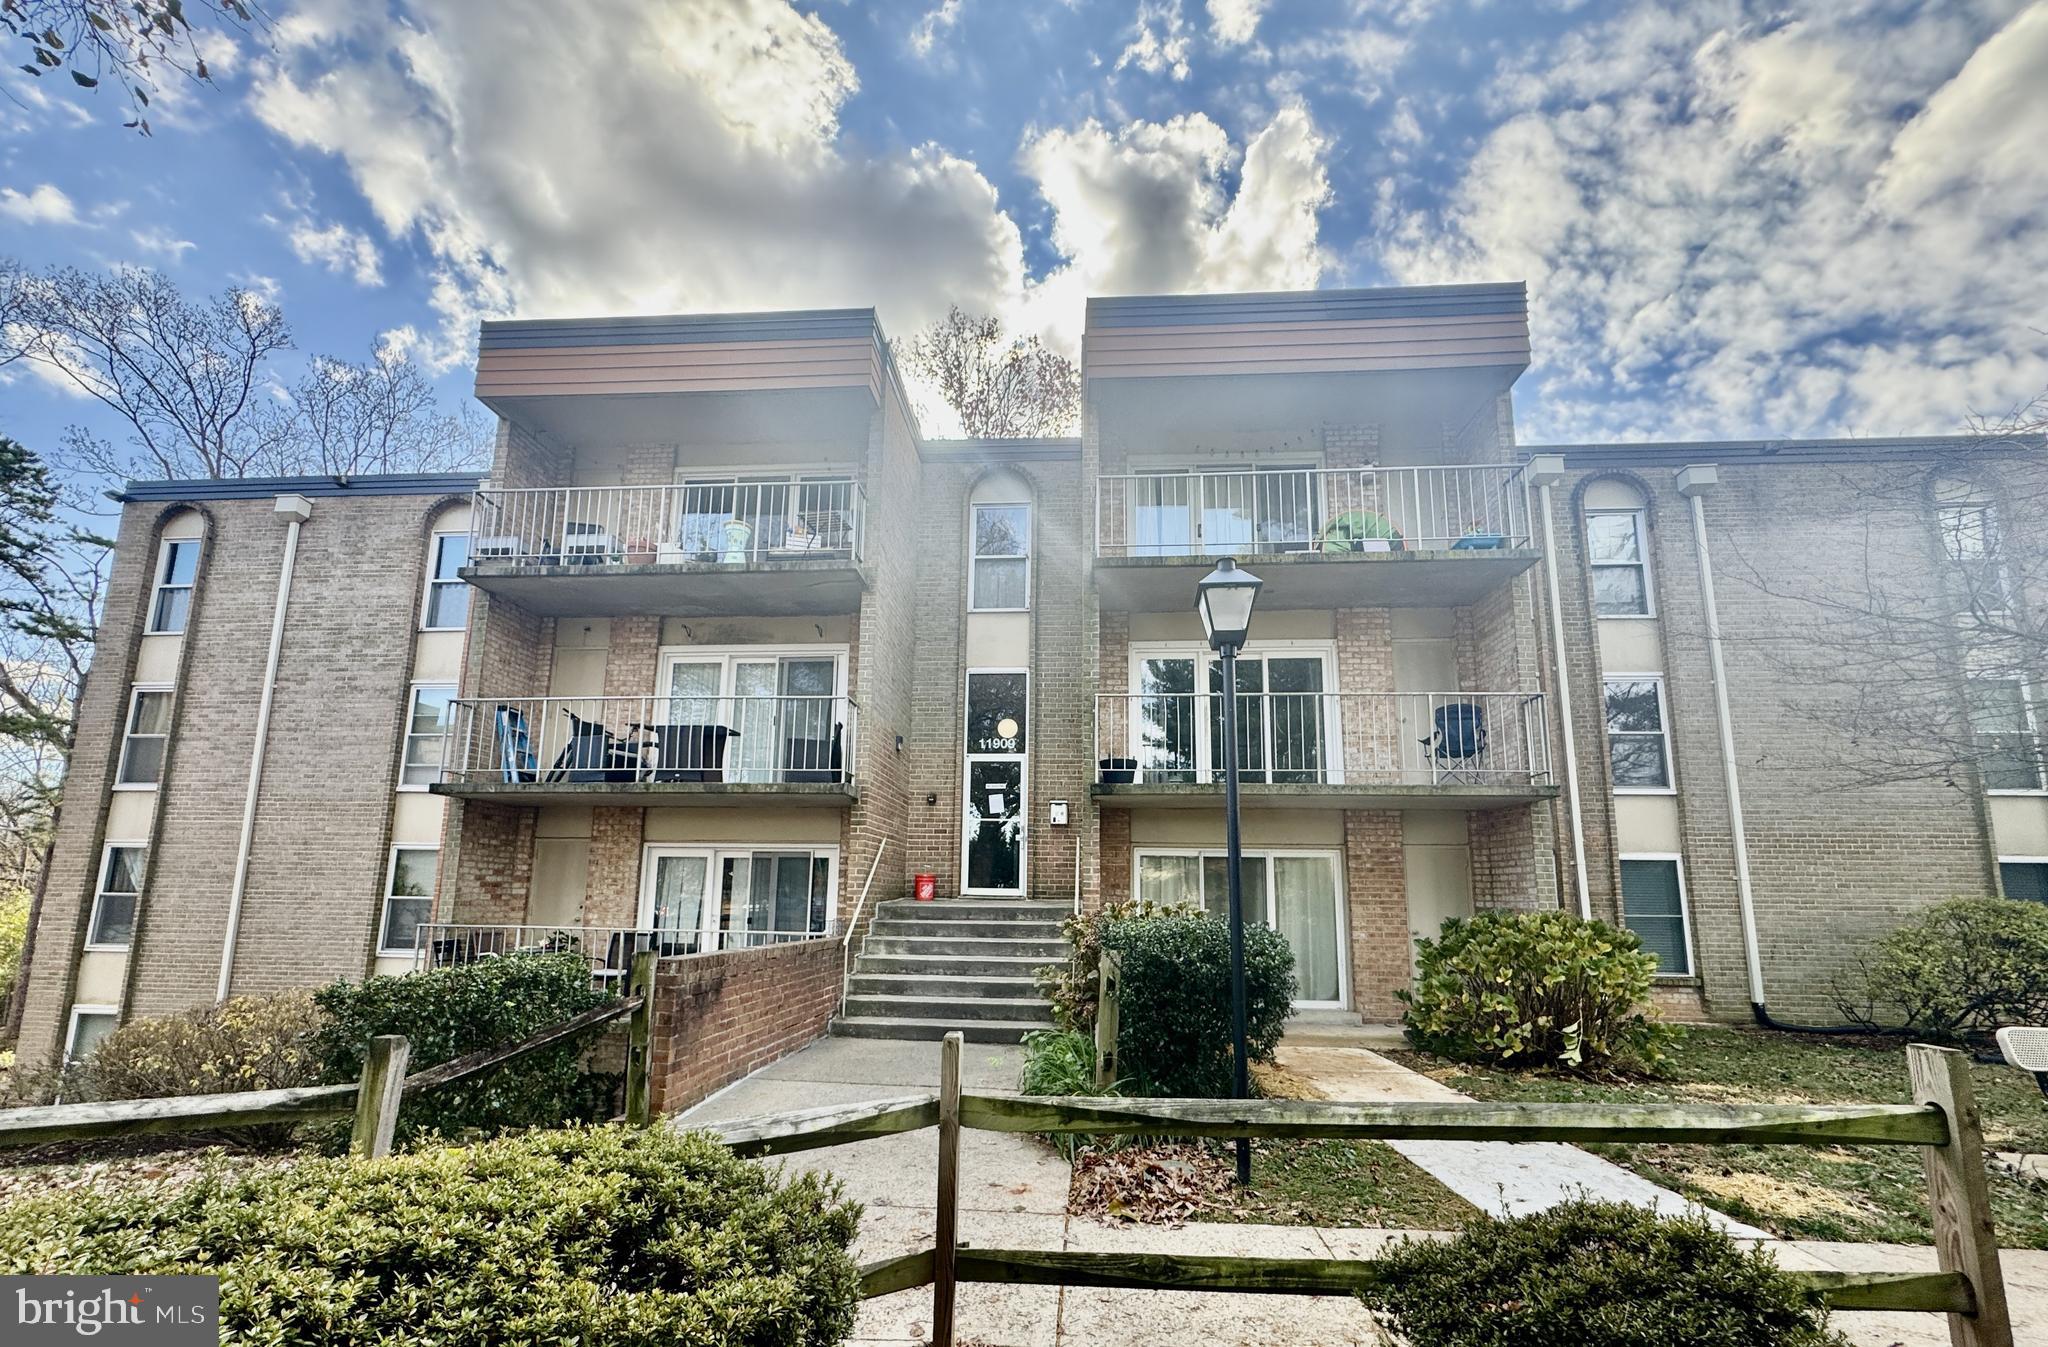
[431,781,858,809]
[1093,548,1541,611]
[462,558,869,618]
[1091,782,1558,811]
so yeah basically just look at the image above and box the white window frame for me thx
[420,531,471,631]
[1968,671,2047,796]
[65,1004,120,1067]
[1604,673,1675,795]
[1618,852,1695,979]
[146,536,200,634]
[1586,508,1655,619]
[398,682,459,791]
[1126,640,1344,785]
[113,683,175,791]
[637,843,840,945]
[86,841,147,952]
[961,666,1030,895]
[378,845,439,957]
[969,501,1032,613]
[1996,854,2048,903]
[654,645,851,705]
[1131,845,1350,1008]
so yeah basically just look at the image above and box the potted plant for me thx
[624,536,656,565]
[1452,517,1507,550]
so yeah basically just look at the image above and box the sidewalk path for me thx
[1276,1041,1771,1237]
[676,1034,2040,1345]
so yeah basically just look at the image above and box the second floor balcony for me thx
[1093,689,1554,809]
[1094,463,1538,609]
[430,693,859,807]
[464,477,867,617]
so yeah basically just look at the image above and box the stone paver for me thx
[679,1034,2038,1345]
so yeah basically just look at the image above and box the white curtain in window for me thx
[1274,856,1340,1003]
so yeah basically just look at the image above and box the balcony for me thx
[1092,690,1553,809]
[410,923,833,985]
[464,478,867,617]
[1093,464,1538,609]
[430,694,859,807]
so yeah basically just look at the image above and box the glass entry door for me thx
[643,851,711,955]
[1134,651,1332,784]
[1134,849,1345,1006]
[962,671,1028,894]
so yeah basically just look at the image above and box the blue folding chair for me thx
[1423,702,1488,784]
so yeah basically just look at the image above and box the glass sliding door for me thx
[963,670,1028,894]
[1134,848,1347,1007]
[1132,649,1333,785]
[644,846,837,953]
[641,850,712,956]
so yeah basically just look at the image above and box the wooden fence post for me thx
[349,1035,410,1160]
[625,950,656,1127]
[1907,1044,2014,1347]
[934,1030,962,1347]
[1094,950,1121,1089]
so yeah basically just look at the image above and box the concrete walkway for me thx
[677,1035,2043,1346]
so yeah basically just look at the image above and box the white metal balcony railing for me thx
[410,923,833,982]
[1093,690,1550,787]
[469,479,864,567]
[441,695,857,787]
[1095,464,1531,559]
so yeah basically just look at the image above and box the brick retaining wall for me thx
[646,936,844,1115]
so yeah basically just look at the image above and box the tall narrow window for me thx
[422,532,471,630]
[1604,676,1672,791]
[380,847,438,956]
[1968,675,2045,792]
[970,504,1030,611]
[116,686,174,787]
[1620,857,1691,976]
[1938,501,2011,615]
[1586,510,1651,616]
[400,684,457,788]
[88,844,146,949]
[147,538,200,634]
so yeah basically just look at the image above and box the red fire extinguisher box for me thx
[914,873,937,902]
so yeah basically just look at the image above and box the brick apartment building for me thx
[14,283,2047,1076]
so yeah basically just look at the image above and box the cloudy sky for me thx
[3,0,2046,456]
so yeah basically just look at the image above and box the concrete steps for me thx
[831,897,1065,1044]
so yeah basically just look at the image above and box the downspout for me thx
[1674,466,1769,1011]
[216,494,313,1001]
[1525,456,1591,917]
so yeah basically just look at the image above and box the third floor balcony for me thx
[463,476,867,617]
[1094,462,1538,609]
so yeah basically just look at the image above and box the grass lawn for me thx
[1211,1137,1476,1229]
[1391,1026,2048,1248]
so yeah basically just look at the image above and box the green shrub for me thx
[0,884,27,1027]
[0,1123,860,1346]
[1834,896,2048,1042]
[1400,910,1676,1071]
[1036,897,1197,1032]
[75,990,323,1145]
[1359,1200,1847,1347]
[1017,1029,1122,1160]
[1104,912,1294,1097]
[312,952,614,1144]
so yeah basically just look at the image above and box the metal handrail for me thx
[1094,462,1530,558]
[411,923,833,981]
[470,477,866,567]
[839,839,891,1014]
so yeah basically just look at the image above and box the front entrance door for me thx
[962,670,1028,894]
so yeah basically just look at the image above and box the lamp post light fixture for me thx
[1196,556,1263,1187]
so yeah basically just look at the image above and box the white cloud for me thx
[1115,0,1194,80]
[910,0,966,58]
[130,227,197,258]
[1207,0,1268,46]
[1376,1,2048,440]
[286,218,385,286]
[1279,25,1410,104]
[0,183,79,226]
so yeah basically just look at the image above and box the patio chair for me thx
[550,709,643,783]
[782,721,845,783]
[494,705,538,783]
[1421,702,1488,784]
[561,520,617,564]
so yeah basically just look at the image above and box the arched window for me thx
[1582,480,1652,618]
[968,472,1032,613]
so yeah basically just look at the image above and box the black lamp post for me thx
[1196,556,1263,1187]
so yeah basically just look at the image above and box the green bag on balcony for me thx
[1320,510,1401,553]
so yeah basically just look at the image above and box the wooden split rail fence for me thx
[0,953,659,1157]
[711,1034,2017,1347]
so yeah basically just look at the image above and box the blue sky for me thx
[3,0,2046,469]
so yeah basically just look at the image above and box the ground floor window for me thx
[1999,859,2048,904]
[640,845,837,954]
[380,847,438,956]
[1619,855,1692,976]
[1133,848,1345,1006]
[65,1004,119,1066]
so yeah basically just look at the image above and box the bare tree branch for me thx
[893,307,1081,439]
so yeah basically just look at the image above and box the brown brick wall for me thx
[450,801,538,924]
[583,807,644,927]
[1343,810,1408,1019]
[646,936,843,1114]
